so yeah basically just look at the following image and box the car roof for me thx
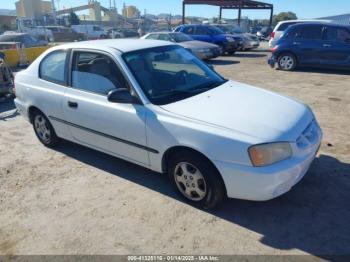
[288,22,350,29]
[276,19,330,25]
[53,39,174,53]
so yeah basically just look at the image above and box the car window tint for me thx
[72,51,127,95]
[195,26,209,35]
[146,34,159,40]
[299,25,323,40]
[158,34,171,41]
[183,26,195,35]
[326,27,350,43]
[39,50,67,84]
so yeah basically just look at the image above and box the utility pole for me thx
[51,0,57,24]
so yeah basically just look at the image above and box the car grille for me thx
[296,120,320,148]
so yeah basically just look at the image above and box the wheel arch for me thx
[277,50,298,64]
[28,105,45,124]
[161,146,227,195]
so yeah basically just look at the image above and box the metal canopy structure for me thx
[182,0,274,26]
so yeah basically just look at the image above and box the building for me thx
[15,0,52,19]
[0,9,17,32]
[318,13,350,25]
[122,4,140,18]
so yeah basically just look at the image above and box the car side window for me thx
[158,34,171,41]
[183,26,195,35]
[146,34,159,40]
[39,50,68,84]
[195,26,209,35]
[326,27,350,43]
[71,51,128,96]
[299,25,323,40]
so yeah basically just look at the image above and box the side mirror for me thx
[107,88,139,104]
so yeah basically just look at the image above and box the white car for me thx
[269,19,331,47]
[71,25,107,39]
[14,39,322,209]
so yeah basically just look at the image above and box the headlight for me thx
[225,37,235,42]
[248,142,292,167]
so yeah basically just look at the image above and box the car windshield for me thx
[208,26,225,35]
[123,45,227,105]
[170,33,193,42]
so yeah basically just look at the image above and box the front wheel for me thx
[277,53,297,71]
[32,111,60,147]
[168,151,226,209]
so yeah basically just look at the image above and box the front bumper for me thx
[244,40,260,49]
[195,47,223,60]
[214,122,322,201]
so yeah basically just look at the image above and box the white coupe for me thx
[14,39,322,209]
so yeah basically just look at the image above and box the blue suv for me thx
[268,23,350,71]
[174,24,238,54]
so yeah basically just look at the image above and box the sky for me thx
[2,0,350,19]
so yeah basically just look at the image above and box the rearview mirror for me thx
[107,89,139,104]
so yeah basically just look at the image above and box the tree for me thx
[273,12,298,24]
[69,11,80,25]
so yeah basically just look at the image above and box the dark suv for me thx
[268,23,350,71]
[174,24,238,54]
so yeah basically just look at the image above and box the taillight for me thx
[270,31,275,39]
[12,76,16,96]
[271,45,279,53]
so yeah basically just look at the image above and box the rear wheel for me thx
[277,53,297,71]
[32,111,59,147]
[168,151,226,209]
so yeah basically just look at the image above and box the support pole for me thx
[269,6,274,27]
[182,1,186,24]
[238,7,241,26]
[219,6,222,21]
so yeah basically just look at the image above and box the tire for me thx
[277,53,297,71]
[168,151,226,209]
[32,111,60,147]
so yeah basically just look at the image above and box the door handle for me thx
[323,44,332,47]
[68,101,78,108]
[293,42,301,45]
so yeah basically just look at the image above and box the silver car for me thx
[142,32,222,60]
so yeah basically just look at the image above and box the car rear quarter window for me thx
[326,27,350,43]
[39,50,68,85]
[299,25,324,40]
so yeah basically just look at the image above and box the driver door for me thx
[62,50,150,165]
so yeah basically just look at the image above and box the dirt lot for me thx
[1,43,349,257]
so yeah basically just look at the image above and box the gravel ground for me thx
[0,43,349,257]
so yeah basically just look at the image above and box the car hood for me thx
[179,40,218,49]
[160,80,313,142]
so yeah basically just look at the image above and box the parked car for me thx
[0,54,14,97]
[174,24,238,55]
[15,39,322,209]
[119,29,139,38]
[142,32,222,60]
[15,27,54,42]
[41,26,86,42]
[0,33,47,48]
[257,26,273,41]
[107,28,124,39]
[269,19,331,47]
[71,25,107,39]
[213,24,260,51]
[268,23,350,71]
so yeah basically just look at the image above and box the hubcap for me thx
[279,56,294,70]
[34,115,51,144]
[174,162,207,201]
